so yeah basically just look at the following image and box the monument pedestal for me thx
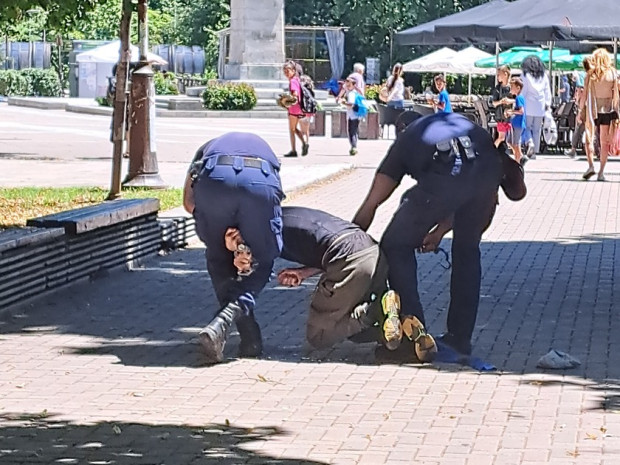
[224,0,285,82]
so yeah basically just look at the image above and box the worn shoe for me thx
[401,316,437,363]
[381,290,402,351]
[597,173,606,182]
[519,156,529,167]
[199,303,243,363]
[284,150,298,158]
[236,315,263,358]
[436,332,472,356]
[526,142,535,157]
[564,148,577,159]
[349,148,358,156]
[582,166,596,180]
[301,143,309,156]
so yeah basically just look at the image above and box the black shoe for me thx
[519,156,529,167]
[236,315,263,358]
[284,150,298,158]
[301,143,309,156]
[436,332,472,356]
[199,303,242,363]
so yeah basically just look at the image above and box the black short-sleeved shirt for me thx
[192,132,281,170]
[491,84,511,122]
[377,112,496,184]
[280,206,361,269]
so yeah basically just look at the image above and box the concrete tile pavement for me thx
[2,163,620,464]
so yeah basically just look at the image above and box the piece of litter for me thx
[537,350,581,369]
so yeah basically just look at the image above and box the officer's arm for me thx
[352,173,398,231]
[182,173,194,214]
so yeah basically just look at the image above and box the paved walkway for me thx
[2,154,620,463]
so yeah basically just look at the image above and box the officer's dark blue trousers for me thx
[192,158,283,317]
[380,155,502,343]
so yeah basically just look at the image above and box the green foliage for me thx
[365,84,382,102]
[0,1,98,31]
[202,83,257,111]
[95,96,111,107]
[19,68,61,96]
[154,71,179,95]
[0,70,31,96]
[0,68,61,96]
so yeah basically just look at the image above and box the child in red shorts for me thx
[491,65,512,148]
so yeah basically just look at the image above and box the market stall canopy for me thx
[474,46,570,69]
[497,0,620,42]
[76,40,168,65]
[430,0,620,44]
[451,46,495,75]
[403,46,495,75]
[395,0,509,45]
[554,53,620,71]
[402,47,458,72]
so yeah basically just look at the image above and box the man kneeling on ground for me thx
[276,206,437,362]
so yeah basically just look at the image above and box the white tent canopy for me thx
[76,40,167,65]
[402,46,494,75]
[402,47,458,73]
[75,41,167,98]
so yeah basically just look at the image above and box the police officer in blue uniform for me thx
[353,112,526,357]
[183,132,284,363]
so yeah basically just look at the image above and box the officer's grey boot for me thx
[199,302,243,363]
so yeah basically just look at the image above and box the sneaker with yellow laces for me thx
[381,290,403,351]
[401,316,437,363]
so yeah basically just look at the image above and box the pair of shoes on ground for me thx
[376,290,437,363]
[284,143,310,158]
[582,167,606,181]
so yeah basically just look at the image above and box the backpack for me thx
[299,84,317,114]
[352,93,368,118]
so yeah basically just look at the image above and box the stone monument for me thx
[224,0,285,81]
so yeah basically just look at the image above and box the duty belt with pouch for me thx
[190,154,276,182]
[433,136,477,176]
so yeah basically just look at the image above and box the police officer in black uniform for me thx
[353,112,525,357]
[183,132,284,363]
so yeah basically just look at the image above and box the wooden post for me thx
[107,0,133,200]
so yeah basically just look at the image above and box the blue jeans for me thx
[387,100,404,109]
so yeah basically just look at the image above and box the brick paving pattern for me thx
[2,165,620,463]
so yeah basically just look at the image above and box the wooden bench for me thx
[26,198,160,235]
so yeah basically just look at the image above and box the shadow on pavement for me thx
[0,413,325,464]
[1,232,619,384]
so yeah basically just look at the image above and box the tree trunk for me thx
[108,0,133,200]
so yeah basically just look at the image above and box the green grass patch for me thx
[0,187,183,229]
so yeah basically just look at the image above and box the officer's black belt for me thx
[215,155,267,170]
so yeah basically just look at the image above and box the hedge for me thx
[0,68,61,97]
[202,82,257,111]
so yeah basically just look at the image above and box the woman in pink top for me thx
[283,61,309,158]
[580,48,619,181]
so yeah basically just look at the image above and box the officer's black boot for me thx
[236,314,263,358]
[199,302,243,363]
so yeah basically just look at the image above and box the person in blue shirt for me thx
[432,74,452,113]
[558,75,571,103]
[183,132,284,363]
[504,77,527,165]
